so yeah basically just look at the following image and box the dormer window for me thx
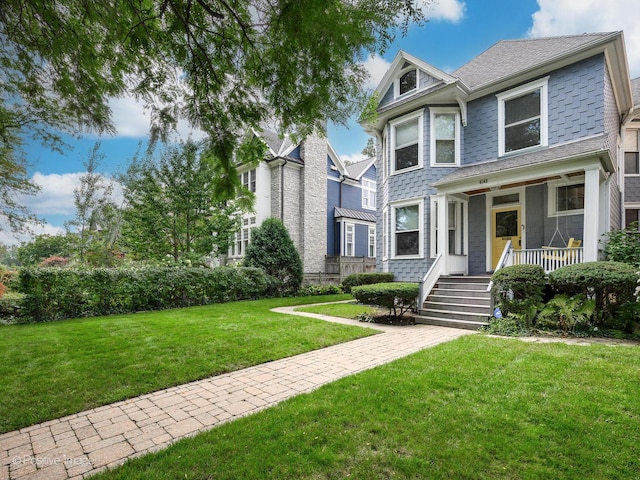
[395,67,418,97]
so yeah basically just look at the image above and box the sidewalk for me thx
[0,306,474,480]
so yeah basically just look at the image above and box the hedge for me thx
[18,265,270,322]
[352,282,418,319]
[547,261,637,324]
[341,272,395,293]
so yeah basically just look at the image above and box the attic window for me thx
[397,69,417,97]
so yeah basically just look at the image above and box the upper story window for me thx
[362,179,376,210]
[497,77,548,156]
[625,152,640,174]
[430,107,460,166]
[240,169,256,192]
[396,69,417,97]
[390,110,424,174]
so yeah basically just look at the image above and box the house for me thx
[622,77,640,226]
[360,32,634,328]
[230,130,376,279]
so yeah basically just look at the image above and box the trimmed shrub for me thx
[244,218,303,296]
[340,272,394,293]
[298,284,342,296]
[352,282,418,319]
[491,264,545,327]
[17,265,270,322]
[548,261,637,325]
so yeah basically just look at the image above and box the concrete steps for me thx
[415,276,492,330]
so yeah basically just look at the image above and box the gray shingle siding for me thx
[624,177,640,202]
[525,185,545,248]
[548,55,605,144]
[380,86,394,108]
[463,95,499,164]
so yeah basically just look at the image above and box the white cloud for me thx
[529,0,640,77]
[109,95,206,141]
[423,0,466,23]
[361,55,392,90]
[22,172,124,217]
[0,223,66,247]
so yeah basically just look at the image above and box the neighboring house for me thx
[360,32,634,327]
[327,153,377,259]
[230,130,376,277]
[622,77,640,227]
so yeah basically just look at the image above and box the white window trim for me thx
[497,77,549,157]
[390,109,424,176]
[368,226,376,258]
[548,177,585,217]
[394,67,418,99]
[430,197,466,258]
[430,107,461,167]
[344,222,355,257]
[382,207,388,261]
[362,178,376,210]
[382,129,388,182]
[390,197,424,260]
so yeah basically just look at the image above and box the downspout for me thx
[337,174,346,275]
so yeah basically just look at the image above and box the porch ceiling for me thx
[432,135,612,195]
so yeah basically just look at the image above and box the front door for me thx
[491,206,521,269]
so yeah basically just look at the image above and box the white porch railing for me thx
[487,240,513,292]
[419,254,443,306]
[511,247,584,274]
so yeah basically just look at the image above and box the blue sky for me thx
[7,0,640,244]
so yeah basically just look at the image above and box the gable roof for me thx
[374,50,457,100]
[453,32,620,91]
[345,157,376,180]
[259,129,296,157]
[363,31,632,133]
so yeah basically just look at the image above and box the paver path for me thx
[0,305,473,480]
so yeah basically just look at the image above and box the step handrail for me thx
[487,240,513,293]
[420,253,443,306]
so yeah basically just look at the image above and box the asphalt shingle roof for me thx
[432,135,609,186]
[453,32,618,91]
[345,158,374,179]
[334,207,376,223]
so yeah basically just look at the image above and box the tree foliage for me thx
[120,140,247,263]
[16,234,74,266]
[65,143,119,264]
[0,0,427,228]
[244,217,303,296]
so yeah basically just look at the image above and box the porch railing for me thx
[511,247,583,274]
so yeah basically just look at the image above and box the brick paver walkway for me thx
[0,305,473,480]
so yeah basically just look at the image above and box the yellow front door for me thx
[491,206,521,269]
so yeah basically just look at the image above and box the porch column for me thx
[437,193,448,274]
[583,167,600,262]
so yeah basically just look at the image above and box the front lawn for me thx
[0,294,375,433]
[94,336,640,479]
[295,301,386,320]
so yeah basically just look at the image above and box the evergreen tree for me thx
[244,218,303,296]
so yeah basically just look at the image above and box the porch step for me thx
[418,275,491,330]
[414,313,488,331]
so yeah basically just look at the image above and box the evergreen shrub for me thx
[491,264,545,326]
[352,282,418,319]
[340,272,394,293]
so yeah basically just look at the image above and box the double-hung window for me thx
[548,180,584,216]
[430,107,460,166]
[497,78,548,156]
[390,110,424,174]
[391,199,423,258]
[362,179,376,209]
[344,223,355,257]
[240,169,256,192]
[368,226,376,257]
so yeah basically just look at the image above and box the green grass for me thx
[0,294,377,433]
[94,336,640,479]
[295,301,386,319]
